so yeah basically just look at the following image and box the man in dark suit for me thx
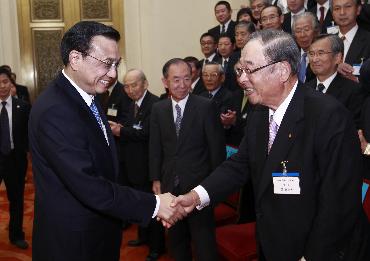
[175,30,370,261]
[28,21,185,261]
[0,68,30,249]
[183,56,206,95]
[260,5,284,31]
[199,33,221,68]
[307,34,364,128]
[282,0,307,34]
[308,0,335,33]
[292,12,320,83]
[0,65,31,104]
[109,69,164,261]
[333,0,370,82]
[149,58,225,261]
[200,62,234,118]
[208,1,236,41]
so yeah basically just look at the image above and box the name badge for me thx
[133,121,143,130]
[107,108,118,117]
[352,64,361,76]
[272,161,300,195]
[326,24,339,35]
[273,173,301,195]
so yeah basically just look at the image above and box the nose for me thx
[106,66,117,78]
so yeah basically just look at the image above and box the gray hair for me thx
[249,29,300,74]
[235,21,256,34]
[125,68,147,82]
[312,34,344,55]
[202,61,225,75]
[292,12,320,35]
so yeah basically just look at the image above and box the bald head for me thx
[123,69,148,101]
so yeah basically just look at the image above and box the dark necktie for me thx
[221,24,226,34]
[317,83,325,93]
[208,92,213,99]
[319,6,325,25]
[341,35,346,41]
[298,52,307,82]
[0,101,11,155]
[175,104,182,137]
[134,103,139,118]
[223,59,228,70]
[205,58,210,64]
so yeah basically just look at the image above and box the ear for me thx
[69,50,82,71]
[161,77,168,88]
[280,15,284,24]
[279,61,291,82]
[220,73,226,83]
[334,52,343,64]
[143,80,149,90]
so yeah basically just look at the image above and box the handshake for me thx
[153,181,202,228]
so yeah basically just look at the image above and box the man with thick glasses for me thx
[174,30,370,261]
[28,21,186,261]
[260,5,285,30]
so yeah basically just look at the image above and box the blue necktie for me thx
[0,101,11,155]
[90,100,104,132]
[298,52,307,82]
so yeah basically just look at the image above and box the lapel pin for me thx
[288,133,292,138]
[17,105,20,108]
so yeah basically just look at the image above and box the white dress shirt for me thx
[339,24,358,61]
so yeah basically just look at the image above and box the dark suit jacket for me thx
[358,4,370,32]
[361,96,370,179]
[10,97,30,174]
[149,94,225,194]
[201,84,369,260]
[192,78,206,95]
[345,27,370,65]
[15,84,30,104]
[305,74,364,128]
[225,89,254,147]
[199,53,222,69]
[222,53,239,92]
[96,81,131,122]
[29,72,156,261]
[200,86,234,115]
[308,5,334,33]
[208,20,236,41]
[120,91,159,185]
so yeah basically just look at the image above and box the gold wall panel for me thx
[32,29,64,93]
[80,0,111,21]
[31,0,63,22]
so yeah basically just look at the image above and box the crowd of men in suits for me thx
[99,0,370,260]
[1,0,370,260]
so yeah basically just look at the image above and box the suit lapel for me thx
[254,106,269,188]
[346,29,366,64]
[256,85,305,201]
[326,75,341,96]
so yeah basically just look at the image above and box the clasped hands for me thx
[154,181,201,228]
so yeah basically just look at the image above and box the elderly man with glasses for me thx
[174,30,370,261]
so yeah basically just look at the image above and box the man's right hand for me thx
[157,193,187,228]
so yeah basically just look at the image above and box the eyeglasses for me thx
[260,15,279,23]
[202,72,220,79]
[84,53,121,71]
[235,60,281,77]
[200,41,215,46]
[307,50,333,58]
[294,27,313,34]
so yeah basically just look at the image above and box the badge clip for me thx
[281,161,288,174]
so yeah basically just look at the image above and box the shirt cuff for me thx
[364,143,370,155]
[193,185,210,210]
[152,195,160,218]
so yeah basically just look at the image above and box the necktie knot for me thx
[319,6,325,24]
[134,103,140,118]
[317,83,325,92]
[208,92,213,99]
[341,35,346,41]
[1,101,6,107]
[221,24,226,34]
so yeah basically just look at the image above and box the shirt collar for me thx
[292,8,305,16]
[0,95,12,104]
[339,24,358,44]
[317,71,337,93]
[62,69,94,107]
[269,80,298,127]
[220,19,232,31]
[171,94,189,113]
[136,90,147,107]
[191,77,200,90]
[205,52,216,61]
[210,86,222,96]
